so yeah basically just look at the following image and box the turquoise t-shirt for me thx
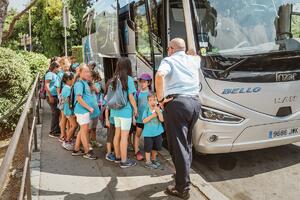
[94,82,103,104]
[55,70,64,89]
[61,85,73,116]
[136,90,150,123]
[142,107,164,137]
[45,71,58,96]
[74,80,100,119]
[110,76,137,119]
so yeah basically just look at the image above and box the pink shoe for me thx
[135,151,144,161]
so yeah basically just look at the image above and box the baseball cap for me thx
[138,73,152,81]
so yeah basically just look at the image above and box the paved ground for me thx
[192,143,300,200]
[36,102,206,200]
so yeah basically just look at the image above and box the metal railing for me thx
[0,73,41,200]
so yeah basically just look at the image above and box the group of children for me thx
[44,56,165,169]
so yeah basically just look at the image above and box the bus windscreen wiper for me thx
[218,57,249,78]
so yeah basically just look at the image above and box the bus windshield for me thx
[192,0,300,56]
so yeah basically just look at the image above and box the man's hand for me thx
[159,97,173,109]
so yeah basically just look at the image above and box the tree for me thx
[2,0,38,42]
[0,0,9,45]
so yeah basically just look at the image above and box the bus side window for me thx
[134,1,152,63]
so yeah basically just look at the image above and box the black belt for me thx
[166,94,199,99]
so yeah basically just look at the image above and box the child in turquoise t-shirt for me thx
[134,73,152,161]
[60,72,78,151]
[142,93,164,169]
[89,71,103,148]
[72,64,99,160]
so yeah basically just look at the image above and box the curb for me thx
[158,147,229,200]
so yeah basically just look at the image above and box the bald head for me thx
[170,38,186,52]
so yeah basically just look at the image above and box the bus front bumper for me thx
[192,119,300,154]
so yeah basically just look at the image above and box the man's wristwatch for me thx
[158,97,165,103]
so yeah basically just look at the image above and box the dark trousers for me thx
[164,96,201,192]
[47,96,60,134]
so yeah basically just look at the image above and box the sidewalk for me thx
[32,102,206,200]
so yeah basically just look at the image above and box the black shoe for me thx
[72,149,84,156]
[49,132,60,138]
[165,185,190,199]
[83,150,97,160]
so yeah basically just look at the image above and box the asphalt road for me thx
[192,143,300,200]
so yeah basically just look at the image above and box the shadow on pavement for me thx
[192,143,300,182]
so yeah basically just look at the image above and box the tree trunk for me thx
[0,0,9,45]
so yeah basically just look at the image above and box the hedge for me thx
[0,47,48,131]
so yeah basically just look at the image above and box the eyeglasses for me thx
[167,46,174,51]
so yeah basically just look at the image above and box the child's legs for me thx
[80,124,90,153]
[74,131,81,151]
[144,137,153,163]
[119,118,132,162]
[75,113,90,152]
[134,126,143,154]
[114,128,121,158]
[152,135,163,160]
[120,131,129,162]
[59,112,67,138]
[66,116,77,141]
[89,118,98,141]
[106,125,115,154]
[151,150,157,161]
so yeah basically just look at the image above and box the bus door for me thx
[134,0,165,78]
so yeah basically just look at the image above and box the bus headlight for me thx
[200,106,244,124]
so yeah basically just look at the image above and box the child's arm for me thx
[155,107,164,122]
[77,95,94,113]
[128,93,138,117]
[142,112,157,124]
[105,107,110,128]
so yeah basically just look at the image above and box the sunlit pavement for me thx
[33,102,206,200]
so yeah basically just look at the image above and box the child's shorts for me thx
[114,117,132,131]
[75,113,90,125]
[89,117,98,129]
[144,134,163,153]
[136,123,144,129]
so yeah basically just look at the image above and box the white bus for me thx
[83,0,300,154]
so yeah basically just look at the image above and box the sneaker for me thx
[114,157,121,163]
[135,151,144,161]
[49,132,60,138]
[58,137,65,143]
[62,141,74,151]
[152,159,161,168]
[120,159,137,169]
[105,152,116,162]
[145,161,158,169]
[91,140,103,148]
[72,149,84,156]
[83,150,97,160]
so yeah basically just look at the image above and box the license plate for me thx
[268,128,299,139]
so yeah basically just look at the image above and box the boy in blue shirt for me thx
[142,93,164,169]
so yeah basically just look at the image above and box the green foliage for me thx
[71,45,83,63]
[17,50,48,78]
[0,47,48,131]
